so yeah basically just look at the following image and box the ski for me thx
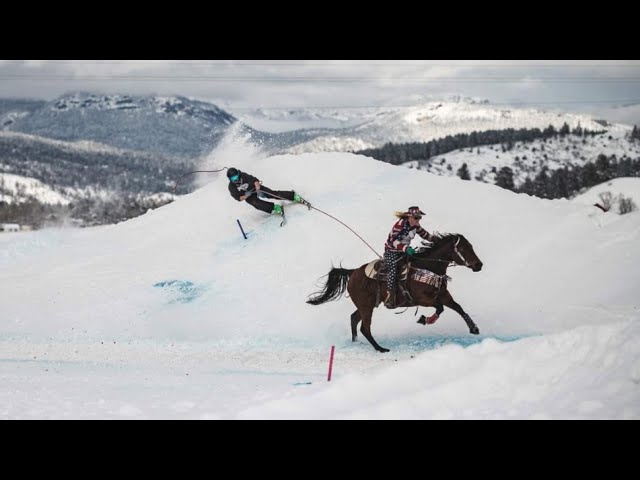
[296,197,312,210]
[272,197,311,227]
[280,205,286,227]
[299,199,312,210]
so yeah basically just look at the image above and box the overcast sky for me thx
[2,60,640,124]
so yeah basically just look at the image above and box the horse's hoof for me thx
[352,337,357,342]
[417,315,427,325]
[377,348,390,353]
[470,325,480,335]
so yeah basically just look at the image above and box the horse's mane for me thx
[422,232,461,250]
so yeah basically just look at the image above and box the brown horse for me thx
[307,233,483,352]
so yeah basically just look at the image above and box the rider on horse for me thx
[384,206,434,308]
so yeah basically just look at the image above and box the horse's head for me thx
[414,233,483,272]
[451,234,483,272]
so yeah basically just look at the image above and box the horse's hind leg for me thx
[347,269,387,352]
[360,307,389,353]
[441,291,479,335]
[350,310,361,342]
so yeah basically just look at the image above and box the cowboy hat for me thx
[405,206,426,217]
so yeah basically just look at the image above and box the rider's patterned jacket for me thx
[385,218,432,252]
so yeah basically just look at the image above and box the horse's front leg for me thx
[417,303,444,325]
[441,291,479,335]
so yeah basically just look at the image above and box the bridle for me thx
[453,236,471,268]
[413,236,470,268]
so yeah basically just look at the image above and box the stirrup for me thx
[384,291,395,308]
[401,288,413,304]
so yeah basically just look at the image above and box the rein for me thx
[412,235,468,268]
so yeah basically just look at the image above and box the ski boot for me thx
[271,204,286,226]
[271,204,284,216]
[293,193,312,210]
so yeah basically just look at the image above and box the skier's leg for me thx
[245,195,275,214]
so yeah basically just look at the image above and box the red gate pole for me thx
[327,345,335,381]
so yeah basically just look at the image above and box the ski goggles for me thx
[229,174,240,182]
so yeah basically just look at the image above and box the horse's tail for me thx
[306,267,355,305]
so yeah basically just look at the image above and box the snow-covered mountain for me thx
[403,127,639,187]
[231,106,386,133]
[2,93,239,158]
[4,93,637,163]
[2,93,638,211]
[232,95,492,133]
[1,146,638,419]
[271,97,624,154]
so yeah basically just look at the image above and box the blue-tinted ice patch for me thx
[378,334,531,352]
[334,334,532,354]
[153,280,208,304]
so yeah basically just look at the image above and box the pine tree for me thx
[533,167,550,198]
[495,166,515,191]
[549,168,570,198]
[519,177,535,196]
[580,162,599,189]
[542,125,552,137]
[457,163,471,180]
[595,154,612,182]
[573,123,583,136]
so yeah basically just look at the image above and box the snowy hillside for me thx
[1,130,134,156]
[281,98,618,154]
[0,130,187,203]
[403,127,638,187]
[0,173,72,204]
[572,177,640,212]
[0,98,45,128]
[1,143,638,419]
[0,172,176,207]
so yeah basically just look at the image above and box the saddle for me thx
[364,259,409,281]
[364,259,412,307]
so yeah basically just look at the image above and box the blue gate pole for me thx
[236,219,248,239]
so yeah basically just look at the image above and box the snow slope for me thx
[572,177,640,211]
[1,142,638,419]
[404,129,638,187]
